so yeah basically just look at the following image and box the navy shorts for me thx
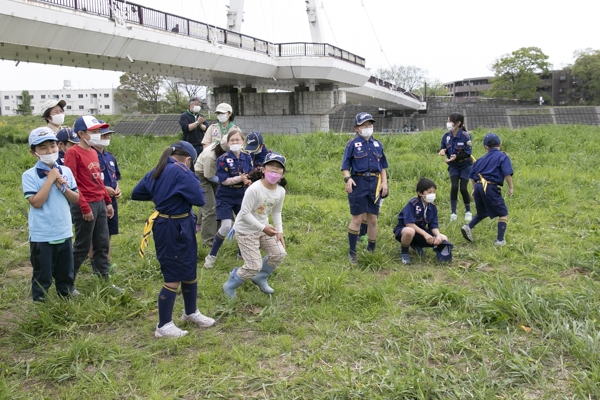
[153,215,197,282]
[215,186,245,221]
[473,183,508,219]
[395,227,435,248]
[448,163,472,180]
[348,175,381,216]
[107,197,119,235]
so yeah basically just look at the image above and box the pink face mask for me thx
[264,172,282,184]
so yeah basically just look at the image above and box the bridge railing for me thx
[368,76,421,100]
[33,0,365,66]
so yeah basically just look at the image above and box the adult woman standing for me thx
[41,99,67,134]
[201,103,238,149]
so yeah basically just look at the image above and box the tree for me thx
[16,90,32,115]
[415,79,448,98]
[116,73,164,114]
[374,64,427,92]
[485,47,552,102]
[163,80,189,114]
[571,48,600,105]
[113,88,138,113]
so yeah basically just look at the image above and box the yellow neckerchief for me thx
[374,173,382,204]
[478,173,489,194]
[139,211,159,258]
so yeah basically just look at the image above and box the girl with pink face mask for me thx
[221,153,288,298]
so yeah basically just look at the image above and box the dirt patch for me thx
[6,265,32,278]
[560,267,590,277]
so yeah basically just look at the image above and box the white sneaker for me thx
[181,310,215,327]
[494,239,507,247]
[465,211,472,222]
[450,213,458,222]
[155,321,189,338]
[204,255,217,269]
[461,225,474,242]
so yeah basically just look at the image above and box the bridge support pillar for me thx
[208,88,346,133]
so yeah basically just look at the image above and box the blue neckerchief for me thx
[36,161,66,191]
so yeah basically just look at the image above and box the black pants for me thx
[30,239,74,301]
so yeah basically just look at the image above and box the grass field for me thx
[1,115,600,399]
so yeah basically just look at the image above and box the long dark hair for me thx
[248,169,288,190]
[151,146,192,180]
[448,112,467,131]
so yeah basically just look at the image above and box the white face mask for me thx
[51,114,65,125]
[37,151,59,165]
[217,114,229,123]
[446,122,454,131]
[230,144,242,152]
[360,127,373,138]
[192,105,201,113]
[97,139,110,147]
[424,193,436,203]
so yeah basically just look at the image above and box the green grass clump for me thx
[1,117,600,398]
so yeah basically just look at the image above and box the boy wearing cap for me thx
[393,178,453,265]
[56,127,80,166]
[23,127,79,301]
[89,121,122,265]
[201,103,238,149]
[461,133,514,246]
[179,98,210,157]
[245,131,272,169]
[41,99,67,134]
[64,116,115,285]
[341,112,389,264]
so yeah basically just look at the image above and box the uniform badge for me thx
[213,129,219,137]
[374,142,380,147]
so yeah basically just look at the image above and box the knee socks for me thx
[157,285,177,328]
[348,228,358,255]
[181,279,198,316]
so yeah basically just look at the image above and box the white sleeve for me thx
[237,185,266,232]
[271,187,285,233]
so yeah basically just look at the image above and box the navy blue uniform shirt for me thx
[94,148,121,189]
[394,197,439,237]
[440,129,473,164]
[132,158,206,214]
[469,148,513,185]
[250,146,271,169]
[341,135,388,174]
[216,151,253,184]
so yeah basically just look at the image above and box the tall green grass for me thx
[1,118,599,398]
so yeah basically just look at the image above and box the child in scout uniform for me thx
[341,112,389,264]
[222,153,288,298]
[203,129,252,269]
[244,131,272,169]
[438,112,473,222]
[461,133,514,246]
[132,141,215,339]
[23,127,79,301]
[393,178,453,265]
[56,127,79,166]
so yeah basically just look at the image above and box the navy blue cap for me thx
[97,120,115,135]
[483,133,501,147]
[245,131,264,152]
[56,127,79,144]
[353,112,375,126]
[433,240,454,263]
[263,152,286,170]
[172,141,197,161]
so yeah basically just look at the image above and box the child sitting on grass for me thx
[393,178,452,265]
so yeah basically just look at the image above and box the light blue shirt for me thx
[22,161,77,242]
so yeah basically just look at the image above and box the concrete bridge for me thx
[0,0,424,132]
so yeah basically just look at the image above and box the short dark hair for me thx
[448,112,466,131]
[416,178,436,194]
[42,105,64,122]
[189,98,200,104]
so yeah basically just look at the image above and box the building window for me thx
[104,93,110,98]
[3,96,8,100]
[104,105,110,109]
[79,105,84,109]
[66,94,71,99]
[559,101,566,105]
[53,95,59,99]
[559,88,564,94]
[41,95,46,99]
[4,106,9,110]
[30,106,34,110]
[30,95,34,99]
[78,94,84,98]
[559,75,566,81]
[66,105,72,110]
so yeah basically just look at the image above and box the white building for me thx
[0,81,121,116]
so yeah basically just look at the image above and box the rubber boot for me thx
[251,256,275,294]
[222,268,246,298]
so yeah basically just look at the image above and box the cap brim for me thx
[100,129,115,134]
[245,145,259,151]
[88,123,110,130]
[32,137,58,145]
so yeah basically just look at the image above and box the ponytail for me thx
[151,146,193,180]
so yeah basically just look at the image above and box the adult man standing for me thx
[179,98,210,157]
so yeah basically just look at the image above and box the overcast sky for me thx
[1,0,598,91]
